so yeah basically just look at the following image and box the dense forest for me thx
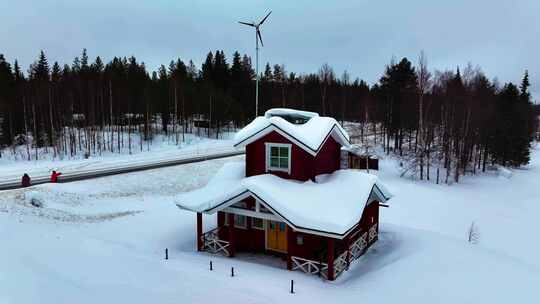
[0,49,537,183]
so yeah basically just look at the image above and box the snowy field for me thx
[0,133,235,183]
[1,145,539,303]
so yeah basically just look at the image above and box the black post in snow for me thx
[290,280,294,294]
[165,248,168,260]
[210,261,213,271]
[231,267,234,277]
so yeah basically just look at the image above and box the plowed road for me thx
[0,149,245,191]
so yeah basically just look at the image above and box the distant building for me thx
[71,114,86,127]
[192,114,210,128]
[175,108,393,281]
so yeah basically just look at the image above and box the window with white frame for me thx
[252,218,265,230]
[266,143,291,173]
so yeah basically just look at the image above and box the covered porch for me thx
[193,196,380,281]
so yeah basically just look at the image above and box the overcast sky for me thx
[1,0,538,100]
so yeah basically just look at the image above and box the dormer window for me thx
[265,143,291,174]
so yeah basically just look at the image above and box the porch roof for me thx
[175,162,393,237]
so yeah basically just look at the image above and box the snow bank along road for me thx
[0,148,244,191]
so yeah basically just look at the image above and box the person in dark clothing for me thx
[21,174,31,187]
[50,171,62,183]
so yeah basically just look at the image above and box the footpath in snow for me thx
[1,145,539,303]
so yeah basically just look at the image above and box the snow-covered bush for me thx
[13,134,30,146]
[24,191,45,208]
[497,166,513,179]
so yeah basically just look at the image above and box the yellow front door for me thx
[267,221,288,253]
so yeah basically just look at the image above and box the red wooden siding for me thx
[245,131,342,181]
[217,211,266,252]
[359,200,379,234]
[314,137,341,176]
[288,230,328,260]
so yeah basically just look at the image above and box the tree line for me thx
[0,49,537,183]
[372,54,536,183]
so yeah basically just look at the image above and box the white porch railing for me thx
[368,223,378,242]
[350,232,368,261]
[335,223,379,279]
[201,227,230,256]
[333,251,349,278]
[290,224,378,280]
[291,256,328,278]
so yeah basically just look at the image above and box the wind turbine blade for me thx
[257,29,264,47]
[238,21,255,27]
[258,11,272,25]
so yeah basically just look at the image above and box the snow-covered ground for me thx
[0,133,235,183]
[1,145,539,303]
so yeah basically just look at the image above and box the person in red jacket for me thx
[21,173,31,187]
[50,171,62,183]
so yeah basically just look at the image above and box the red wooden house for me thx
[176,109,392,280]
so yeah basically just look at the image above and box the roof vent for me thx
[264,108,318,125]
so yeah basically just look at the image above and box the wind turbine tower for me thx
[238,11,272,117]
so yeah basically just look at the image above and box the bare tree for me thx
[416,51,432,180]
[318,63,334,116]
[340,70,350,124]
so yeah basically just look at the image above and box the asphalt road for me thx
[0,150,245,191]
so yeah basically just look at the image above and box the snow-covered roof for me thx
[175,162,393,238]
[174,162,247,212]
[341,144,378,158]
[234,108,350,156]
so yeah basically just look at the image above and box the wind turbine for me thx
[238,11,272,117]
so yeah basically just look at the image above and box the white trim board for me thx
[265,142,292,174]
[224,207,281,222]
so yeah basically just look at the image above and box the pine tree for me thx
[379,57,417,154]
[187,60,198,80]
[519,70,530,101]
[80,48,89,73]
[51,62,62,82]
[517,71,534,165]
[263,63,273,81]
[72,56,81,74]
[33,50,50,81]
[13,60,23,81]
[93,56,104,73]
[157,65,169,133]
[229,51,245,122]
[241,55,254,79]
[230,51,242,81]
[230,52,243,96]
[213,50,229,90]
[201,52,214,82]
[492,83,531,166]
